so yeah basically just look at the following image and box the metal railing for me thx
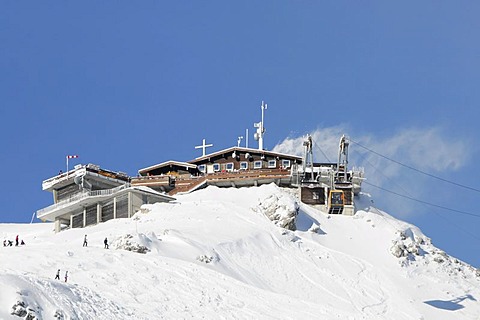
[42,168,86,190]
[37,184,130,217]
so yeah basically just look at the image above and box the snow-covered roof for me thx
[138,160,198,175]
[128,185,174,198]
[189,146,303,163]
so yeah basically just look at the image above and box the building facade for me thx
[37,164,175,232]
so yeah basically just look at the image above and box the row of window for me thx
[197,159,291,173]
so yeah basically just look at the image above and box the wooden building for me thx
[132,147,304,195]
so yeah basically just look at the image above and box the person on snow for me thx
[3,240,5,247]
[104,237,109,249]
[55,269,60,280]
[21,240,25,245]
[83,235,88,247]
[64,271,68,283]
[15,235,19,246]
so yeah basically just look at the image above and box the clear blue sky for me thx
[1,2,479,267]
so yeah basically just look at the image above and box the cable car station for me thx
[36,102,364,231]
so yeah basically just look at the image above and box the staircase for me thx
[328,207,344,215]
[169,176,207,195]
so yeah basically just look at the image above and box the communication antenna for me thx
[253,101,267,150]
[237,136,243,147]
[246,129,249,148]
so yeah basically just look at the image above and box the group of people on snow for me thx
[3,232,112,285]
[3,235,25,247]
[55,269,68,282]
[53,235,110,283]
[83,234,109,249]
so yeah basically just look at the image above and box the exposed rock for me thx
[407,242,421,256]
[11,300,38,319]
[254,194,299,231]
[308,223,321,233]
[433,251,448,264]
[114,234,150,254]
[11,300,27,317]
[390,241,407,258]
[54,310,65,319]
[197,255,216,264]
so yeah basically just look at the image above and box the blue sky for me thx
[1,2,479,267]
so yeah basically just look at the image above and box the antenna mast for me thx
[237,136,243,147]
[254,101,267,150]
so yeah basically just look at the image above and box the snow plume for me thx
[273,125,471,217]
[272,125,347,162]
[357,127,470,173]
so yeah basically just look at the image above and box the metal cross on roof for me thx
[195,139,213,157]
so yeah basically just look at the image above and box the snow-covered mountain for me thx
[1,184,479,319]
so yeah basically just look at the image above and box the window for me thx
[213,163,220,172]
[282,159,291,169]
[331,191,344,205]
[225,162,234,172]
[198,164,206,173]
[268,160,276,168]
[240,162,248,170]
[254,161,262,169]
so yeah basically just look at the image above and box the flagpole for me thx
[66,155,79,178]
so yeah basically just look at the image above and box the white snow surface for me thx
[1,184,479,319]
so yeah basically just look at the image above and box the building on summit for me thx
[36,101,364,232]
[37,164,175,233]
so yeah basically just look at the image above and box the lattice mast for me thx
[337,135,349,183]
[302,135,315,182]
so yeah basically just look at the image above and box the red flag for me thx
[67,155,79,159]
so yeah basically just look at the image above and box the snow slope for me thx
[1,184,479,319]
